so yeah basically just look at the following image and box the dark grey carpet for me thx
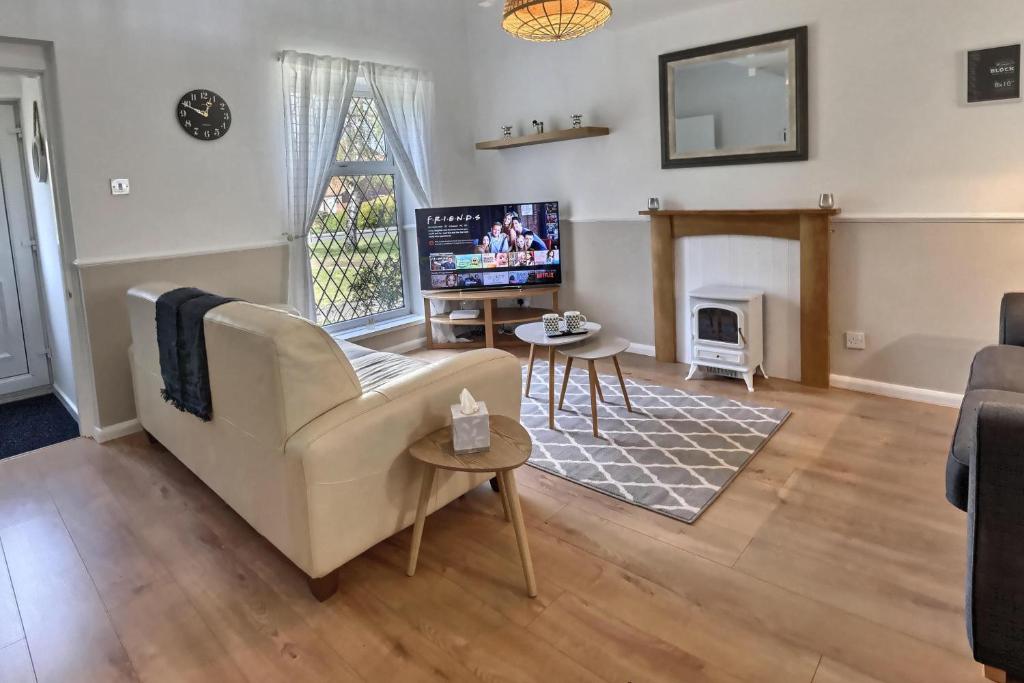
[0,394,79,460]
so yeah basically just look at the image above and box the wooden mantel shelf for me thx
[476,126,610,151]
[642,208,840,388]
[639,208,841,217]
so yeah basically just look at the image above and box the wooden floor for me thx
[0,351,982,683]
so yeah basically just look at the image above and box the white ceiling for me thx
[470,0,740,29]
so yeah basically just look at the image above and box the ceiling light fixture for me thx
[501,0,612,43]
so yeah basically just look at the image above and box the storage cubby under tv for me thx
[422,285,560,350]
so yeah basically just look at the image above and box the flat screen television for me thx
[416,202,561,292]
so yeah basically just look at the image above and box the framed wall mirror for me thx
[660,26,808,168]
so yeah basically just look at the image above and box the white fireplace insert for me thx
[685,285,767,392]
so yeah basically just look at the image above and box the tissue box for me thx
[451,401,490,454]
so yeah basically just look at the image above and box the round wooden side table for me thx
[406,415,538,598]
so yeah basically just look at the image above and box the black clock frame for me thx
[176,89,231,141]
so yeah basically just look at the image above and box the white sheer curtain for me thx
[362,62,458,343]
[280,50,359,320]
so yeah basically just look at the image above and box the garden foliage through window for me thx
[308,96,405,327]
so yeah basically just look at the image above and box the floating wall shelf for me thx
[475,126,610,151]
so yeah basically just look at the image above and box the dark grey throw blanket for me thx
[156,287,237,421]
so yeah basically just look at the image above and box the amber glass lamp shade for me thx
[502,0,613,43]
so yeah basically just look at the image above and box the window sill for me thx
[330,314,424,343]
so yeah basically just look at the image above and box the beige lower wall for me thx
[79,244,289,427]
[80,219,1016,429]
[830,220,1024,394]
[559,218,1024,396]
[558,220,655,347]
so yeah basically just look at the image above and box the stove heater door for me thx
[695,305,743,347]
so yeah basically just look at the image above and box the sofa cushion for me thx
[968,345,1024,393]
[947,388,1024,510]
[333,339,429,392]
[350,351,428,392]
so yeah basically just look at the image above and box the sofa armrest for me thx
[999,293,1024,346]
[287,348,523,481]
[967,401,1024,675]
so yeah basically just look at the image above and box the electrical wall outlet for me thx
[110,178,130,195]
[845,331,866,350]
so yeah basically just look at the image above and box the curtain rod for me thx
[276,50,419,73]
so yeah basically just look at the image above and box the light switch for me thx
[110,178,130,196]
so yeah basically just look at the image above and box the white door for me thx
[0,103,49,395]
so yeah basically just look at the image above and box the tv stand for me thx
[422,285,560,350]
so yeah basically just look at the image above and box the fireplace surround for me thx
[640,208,840,388]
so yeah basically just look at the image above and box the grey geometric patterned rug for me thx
[521,362,790,523]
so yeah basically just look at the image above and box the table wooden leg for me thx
[524,344,536,397]
[558,356,574,409]
[422,297,433,350]
[407,464,436,577]
[484,299,495,348]
[612,355,632,412]
[548,346,556,430]
[595,370,605,403]
[500,469,537,597]
[498,475,512,522]
[588,360,599,437]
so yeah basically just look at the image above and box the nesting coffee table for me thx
[515,321,601,429]
[558,335,633,437]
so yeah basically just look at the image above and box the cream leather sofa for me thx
[127,282,522,600]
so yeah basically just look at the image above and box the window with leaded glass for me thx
[307,95,408,329]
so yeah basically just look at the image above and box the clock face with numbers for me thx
[176,89,231,141]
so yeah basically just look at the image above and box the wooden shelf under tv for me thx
[422,286,560,350]
[475,126,610,151]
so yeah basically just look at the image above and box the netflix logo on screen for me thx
[416,202,562,291]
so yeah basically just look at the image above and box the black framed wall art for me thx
[966,44,1021,104]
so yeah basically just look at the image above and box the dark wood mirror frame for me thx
[659,26,809,169]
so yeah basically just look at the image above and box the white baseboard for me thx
[52,383,78,421]
[383,336,427,355]
[93,418,142,443]
[627,342,656,357]
[829,374,963,407]
[0,385,51,406]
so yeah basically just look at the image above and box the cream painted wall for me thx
[467,0,1024,216]
[830,220,1024,394]
[462,0,1024,396]
[0,0,480,263]
[0,0,483,428]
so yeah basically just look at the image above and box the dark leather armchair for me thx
[947,293,1024,681]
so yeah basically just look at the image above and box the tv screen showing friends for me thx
[416,202,561,291]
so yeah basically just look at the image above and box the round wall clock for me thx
[176,89,231,141]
